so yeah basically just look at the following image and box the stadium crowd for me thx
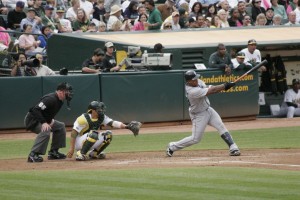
[0,0,297,76]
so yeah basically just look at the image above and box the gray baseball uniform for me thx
[279,88,300,118]
[167,79,240,155]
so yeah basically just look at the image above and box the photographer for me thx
[82,48,104,74]
[11,53,37,76]
[32,53,56,76]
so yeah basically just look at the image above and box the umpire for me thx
[25,82,74,163]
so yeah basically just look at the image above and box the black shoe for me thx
[27,152,43,163]
[48,149,66,160]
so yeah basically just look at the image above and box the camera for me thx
[21,58,40,68]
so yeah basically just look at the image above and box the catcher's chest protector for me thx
[83,113,104,133]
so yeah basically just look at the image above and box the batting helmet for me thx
[184,70,200,81]
[88,101,106,113]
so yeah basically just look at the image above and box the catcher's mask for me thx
[57,82,74,109]
[88,101,106,117]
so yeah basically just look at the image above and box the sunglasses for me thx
[164,25,172,28]
[255,1,261,3]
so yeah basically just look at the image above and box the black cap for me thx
[88,101,106,113]
[292,78,300,85]
[57,82,72,91]
[266,7,274,12]
[185,70,200,81]
[154,43,164,51]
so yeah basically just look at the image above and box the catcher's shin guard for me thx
[94,131,113,155]
[81,131,99,155]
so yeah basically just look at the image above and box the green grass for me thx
[0,168,300,200]
[0,127,300,200]
[1,127,299,159]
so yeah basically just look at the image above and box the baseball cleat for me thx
[27,152,43,163]
[76,151,88,161]
[229,149,241,156]
[48,150,66,160]
[89,150,106,159]
[166,147,173,157]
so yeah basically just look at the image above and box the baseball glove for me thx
[126,121,142,136]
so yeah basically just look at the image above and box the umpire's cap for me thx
[185,70,200,81]
[88,101,106,113]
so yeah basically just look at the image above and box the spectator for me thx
[265,7,275,25]
[31,53,56,76]
[273,13,283,25]
[80,0,93,17]
[10,53,28,76]
[18,24,42,55]
[161,11,181,30]
[38,25,52,48]
[42,5,61,32]
[82,48,104,73]
[208,43,232,75]
[231,51,252,70]
[252,0,266,22]
[132,13,148,31]
[295,0,300,23]
[188,17,198,28]
[66,0,80,22]
[205,3,217,19]
[133,4,147,25]
[97,21,107,32]
[271,0,288,20]
[102,41,121,72]
[286,0,298,15]
[72,8,90,32]
[285,10,299,24]
[198,0,219,10]
[161,21,173,30]
[87,22,97,31]
[0,26,11,51]
[210,15,221,28]
[218,9,230,27]
[178,7,188,28]
[106,4,123,31]
[157,0,176,21]
[104,0,122,22]
[228,7,242,27]
[237,1,249,23]
[154,43,164,53]
[241,39,266,71]
[219,0,231,13]
[32,0,45,18]
[144,0,163,30]
[7,1,27,30]
[189,2,203,18]
[255,13,267,25]
[20,7,42,34]
[123,0,139,21]
[242,14,253,26]
[56,6,73,33]
[279,78,300,118]
[93,0,106,22]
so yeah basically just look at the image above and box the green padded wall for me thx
[101,71,184,123]
[0,77,42,129]
[42,75,101,125]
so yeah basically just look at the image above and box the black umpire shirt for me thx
[29,92,63,124]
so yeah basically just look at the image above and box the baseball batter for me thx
[67,101,141,161]
[166,70,241,157]
[279,78,300,118]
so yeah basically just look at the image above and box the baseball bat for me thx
[234,59,268,83]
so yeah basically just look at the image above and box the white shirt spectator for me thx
[294,7,300,23]
[241,48,262,64]
[3,0,28,9]
[66,7,77,21]
[80,0,93,16]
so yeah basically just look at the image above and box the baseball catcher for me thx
[67,101,142,161]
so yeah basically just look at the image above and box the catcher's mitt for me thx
[126,121,141,136]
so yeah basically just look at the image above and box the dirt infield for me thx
[0,118,300,171]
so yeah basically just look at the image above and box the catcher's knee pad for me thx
[81,131,99,155]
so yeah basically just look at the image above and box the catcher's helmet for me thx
[88,101,106,113]
[185,70,200,81]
